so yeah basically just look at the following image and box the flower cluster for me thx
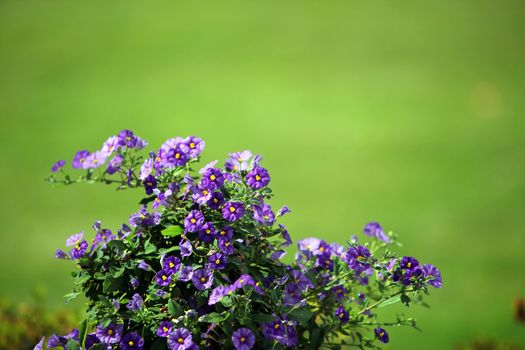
[41,131,442,350]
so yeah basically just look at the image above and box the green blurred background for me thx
[1,0,524,348]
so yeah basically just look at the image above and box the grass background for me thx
[1,1,525,348]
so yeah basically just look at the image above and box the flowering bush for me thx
[39,130,443,350]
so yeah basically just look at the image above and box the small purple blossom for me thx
[72,150,90,169]
[232,328,256,350]
[277,205,291,217]
[198,222,217,243]
[101,135,120,156]
[335,306,350,323]
[400,256,419,270]
[422,264,443,288]
[192,268,214,290]
[55,249,68,259]
[364,222,390,243]
[106,154,124,174]
[180,239,193,257]
[207,191,225,210]
[156,269,173,287]
[96,323,123,344]
[184,210,205,232]
[84,151,107,169]
[201,168,225,190]
[178,265,193,281]
[246,166,270,189]
[168,328,193,350]
[137,260,152,271]
[225,150,252,172]
[253,202,275,226]
[180,136,205,158]
[156,321,173,337]
[51,160,65,172]
[139,157,153,180]
[222,202,245,222]
[162,255,181,274]
[126,293,143,311]
[374,327,389,343]
[208,252,227,270]
[120,332,144,350]
[142,175,157,195]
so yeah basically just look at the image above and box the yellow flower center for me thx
[190,142,195,148]
[320,247,325,252]
[163,327,168,332]
[178,338,184,344]
[169,262,174,268]
[407,262,412,268]
[274,324,280,329]
[215,259,221,265]
[380,331,385,337]
[108,329,113,335]
[229,206,236,213]
[190,218,196,223]
[162,275,167,280]
[210,175,216,181]
[202,190,208,195]
[225,242,230,247]
[128,341,134,346]
[175,153,181,159]
[240,337,246,343]
[200,277,206,283]
[147,182,152,186]
[357,255,363,260]
[213,198,218,203]
[255,175,261,181]
[206,229,211,234]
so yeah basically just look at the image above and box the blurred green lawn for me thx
[1,0,525,349]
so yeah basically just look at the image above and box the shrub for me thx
[38,130,442,349]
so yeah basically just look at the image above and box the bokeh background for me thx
[1,1,525,349]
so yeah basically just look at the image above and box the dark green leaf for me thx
[200,312,229,323]
[288,308,314,323]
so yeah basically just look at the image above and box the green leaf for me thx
[168,299,183,317]
[200,312,229,323]
[161,225,184,237]
[64,291,80,303]
[65,339,80,350]
[78,319,87,348]
[288,308,314,323]
[107,239,127,251]
[309,327,324,350]
[252,313,276,323]
[150,338,167,350]
[103,276,124,293]
[401,294,411,307]
[377,295,401,308]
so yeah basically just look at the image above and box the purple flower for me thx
[261,317,298,347]
[364,222,390,243]
[119,332,144,350]
[335,306,349,323]
[208,253,227,270]
[129,205,161,227]
[142,175,157,195]
[400,256,419,270]
[139,157,153,180]
[156,269,173,287]
[33,337,45,350]
[218,238,234,255]
[332,285,346,300]
[297,237,321,257]
[180,239,193,258]
[207,191,225,210]
[167,146,189,167]
[117,130,146,150]
[126,293,143,311]
[184,210,205,232]
[208,286,227,305]
[422,264,443,288]
[130,277,140,288]
[180,136,205,158]
[162,255,181,274]
[374,327,389,343]
[225,150,252,172]
[201,168,225,190]
[55,249,68,259]
[192,184,213,205]
[252,202,275,226]
[345,245,371,273]
[277,205,291,217]
[72,150,90,169]
[69,240,88,260]
[232,328,255,350]
[217,226,234,240]
[192,268,214,290]
[137,260,152,271]
[84,151,107,169]
[106,154,124,174]
[51,160,65,172]
[279,224,292,247]
[157,321,173,337]
[197,222,216,243]
[168,328,193,350]
[222,202,245,222]
[178,265,193,281]
[283,283,303,306]
[101,135,120,156]
[246,166,270,189]
[85,333,101,349]
[96,323,123,344]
